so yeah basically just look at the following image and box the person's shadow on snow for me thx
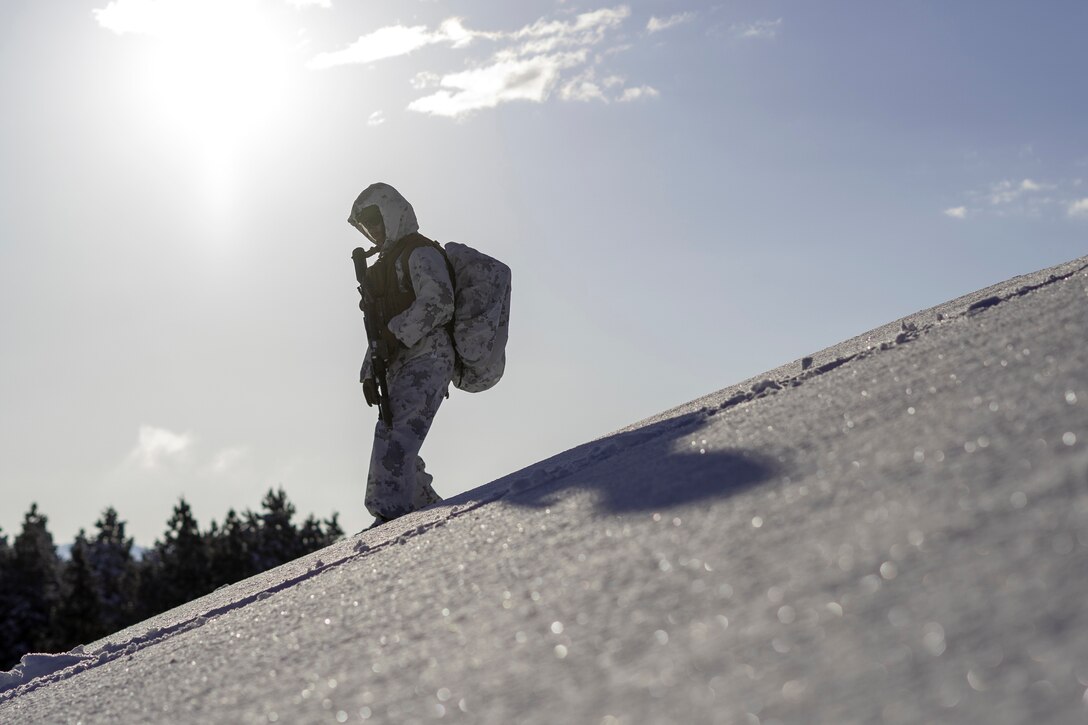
[455,410,780,514]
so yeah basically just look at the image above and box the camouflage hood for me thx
[349,182,419,247]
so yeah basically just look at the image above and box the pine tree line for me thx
[0,488,343,671]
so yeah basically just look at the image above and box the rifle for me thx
[352,246,393,427]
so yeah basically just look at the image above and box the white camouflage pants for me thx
[364,352,453,519]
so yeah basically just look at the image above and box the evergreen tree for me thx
[254,488,302,570]
[0,525,19,669]
[207,508,253,589]
[298,514,324,553]
[4,504,63,663]
[243,508,263,566]
[299,512,343,552]
[133,548,165,622]
[89,508,139,635]
[56,530,103,647]
[0,488,345,662]
[152,498,209,611]
[323,513,344,543]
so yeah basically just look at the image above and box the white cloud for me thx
[308,18,478,69]
[618,85,659,102]
[400,6,637,117]
[367,110,386,126]
[409,53,584,118]
[944,206,967,219]
[307,5,653,118]
[128,425,192,469]
[500,9,629,60]
[285,0,330,8]
[513,6,630,55]
[1069,198,1088,217]
[733,18,782,40]
[647,12,693,34]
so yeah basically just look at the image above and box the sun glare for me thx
[110,0,300,200]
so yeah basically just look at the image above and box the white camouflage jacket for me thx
[352,183,455,381]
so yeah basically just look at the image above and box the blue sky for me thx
[2,0,1086,544]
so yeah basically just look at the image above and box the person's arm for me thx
[387,246,454,348]
[360,347,373,383]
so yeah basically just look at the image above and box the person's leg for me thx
[364,356,450,519]
[415,458,442,507]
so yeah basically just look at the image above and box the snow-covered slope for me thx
[3,256,1087,724]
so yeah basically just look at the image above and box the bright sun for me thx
[97,0,299,200]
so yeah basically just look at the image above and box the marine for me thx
[348,183,455,527]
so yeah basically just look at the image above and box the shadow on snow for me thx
[450,410,781,515]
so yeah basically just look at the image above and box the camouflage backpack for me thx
[443,242,511,392]
[374,236,511,393]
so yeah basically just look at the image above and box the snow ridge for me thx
[699,259,1088,419]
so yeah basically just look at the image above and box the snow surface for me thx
[2,256,1087,724]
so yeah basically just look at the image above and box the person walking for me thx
[348,182,455,528]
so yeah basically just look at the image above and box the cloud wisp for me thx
[987,178,1052,206]
[310,5,662,118]
[127,425,193,470]
[412,7,650,118]
[408,53,586,117]
[121,427,257,480]
[207,447,249,476]
[947,177,1088,220]
[559,70,625,103]
[618,85,659,102]
[647,13,694,34]
[308,18,478,69]
[733,18,783,40]
[509,6,629,55]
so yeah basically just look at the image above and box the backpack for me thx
[369,235,511,393]
[444,242,511,393]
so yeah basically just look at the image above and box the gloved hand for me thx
[362,377,380,407]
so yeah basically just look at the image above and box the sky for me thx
[2,0,1086,546]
